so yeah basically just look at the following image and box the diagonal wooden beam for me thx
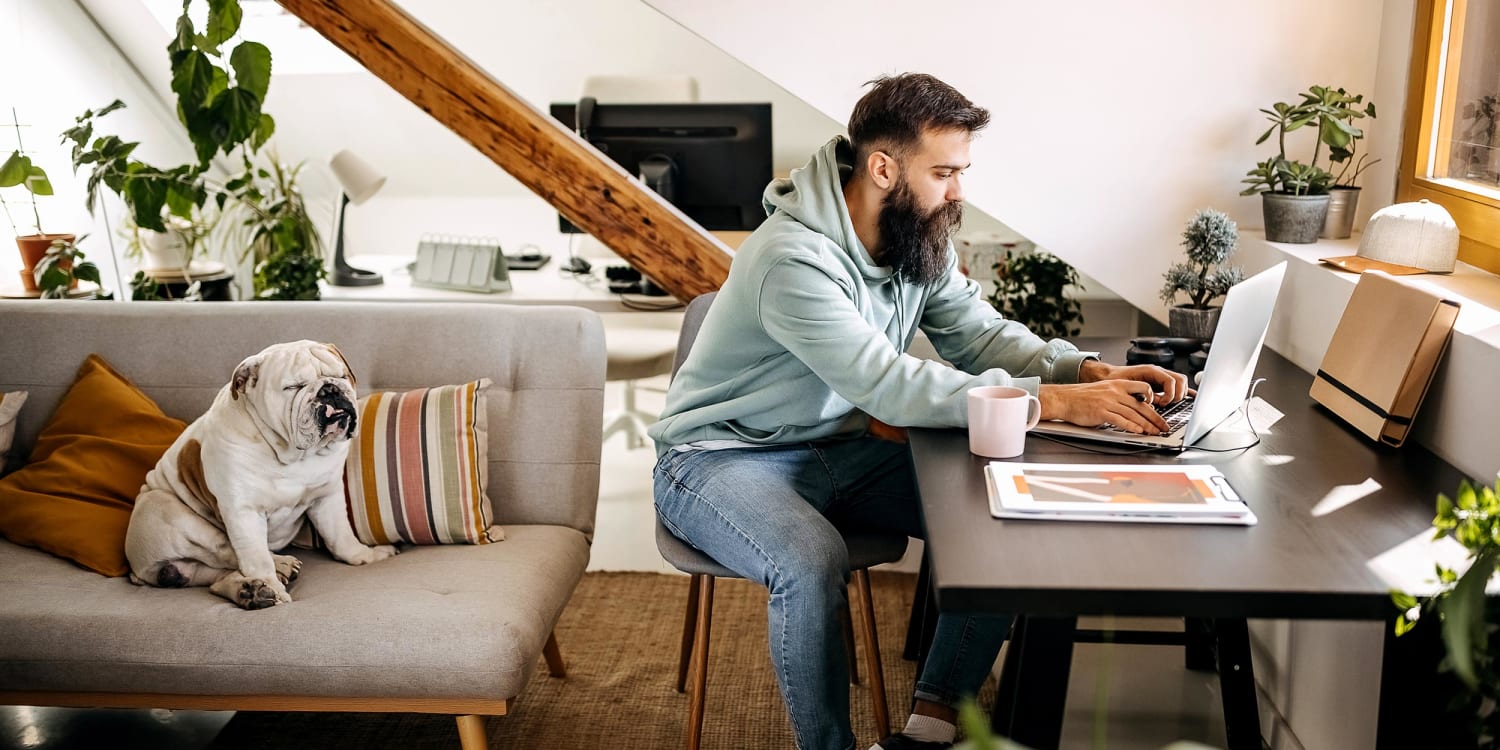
[276,0,731,300]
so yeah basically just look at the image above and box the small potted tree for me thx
[1,111,73,294]
[32,234,105,299]
[1160,209,1243,341]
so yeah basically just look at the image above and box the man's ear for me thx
[866,149,898,191]
[231,357,261,401]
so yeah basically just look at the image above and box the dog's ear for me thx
[230,357,261,401]
[323,343,356,387]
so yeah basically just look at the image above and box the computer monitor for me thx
[550,100,772,233]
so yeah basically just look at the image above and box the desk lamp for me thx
[328,149,385,286]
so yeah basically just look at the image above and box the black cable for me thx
[1185,377,1267,454]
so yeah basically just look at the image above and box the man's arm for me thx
[758,257,1030,428]
[920,254,1191,434]
[919,256,1098,382]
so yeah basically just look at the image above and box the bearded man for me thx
[649,73,1188,750]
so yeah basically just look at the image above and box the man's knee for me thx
[766,529,850,592]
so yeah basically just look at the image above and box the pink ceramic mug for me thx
[967,385,1042,458]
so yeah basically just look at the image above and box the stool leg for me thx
[842,598,861,685]
[677,572,702,693]
[624,379,643,450]
[686,574,715,750]
[853,568,890,737]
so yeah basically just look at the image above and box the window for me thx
[1399,0,1500,274]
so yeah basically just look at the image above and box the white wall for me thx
[0,0,196,296]
[646,0,1407,322]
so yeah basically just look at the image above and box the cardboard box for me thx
[1310,271,1459,446]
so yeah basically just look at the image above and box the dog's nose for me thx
[318,382,341,400]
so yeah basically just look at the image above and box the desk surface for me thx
[319,255,681,312]
[910,339,1467,621]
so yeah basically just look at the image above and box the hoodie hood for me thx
[762,136,893,281]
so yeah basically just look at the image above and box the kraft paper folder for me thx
[1310,271,1459,447]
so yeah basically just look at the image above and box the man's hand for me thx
[1038,380,1171,435]
[1078,360,1192,406]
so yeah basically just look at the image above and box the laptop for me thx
[1031,261,1287,450]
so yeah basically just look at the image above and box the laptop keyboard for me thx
[1102,395,1196,435]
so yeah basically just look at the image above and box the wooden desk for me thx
[318,254,680,312]
[909,339,1468,749]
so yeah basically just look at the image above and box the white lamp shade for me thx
[329,149,386,204]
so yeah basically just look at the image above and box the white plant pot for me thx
[140,229,190,271]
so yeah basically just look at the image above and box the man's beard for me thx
[877,177,963,285]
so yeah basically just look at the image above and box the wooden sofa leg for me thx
[456,714,487,750]
[544,630,567,678]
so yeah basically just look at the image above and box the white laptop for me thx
[1031,262,1287,450]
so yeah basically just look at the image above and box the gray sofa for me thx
[0,300,606,748]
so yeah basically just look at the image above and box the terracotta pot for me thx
[15,233,76,293]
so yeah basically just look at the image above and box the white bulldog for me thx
[126,340,397,609]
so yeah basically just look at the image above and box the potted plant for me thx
[1,110,73,294]
[32,234,105,299]
[62,0,279,281]
[1241,86,1347,243]
[1316,87,1379,239]
[1461,93,1498,184]
[1160,209,1243,340]
[987,247,1085,339]
[1391,474,1500,746]
[226,157,326,300]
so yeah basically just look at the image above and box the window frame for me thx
[1398,0,1500,274]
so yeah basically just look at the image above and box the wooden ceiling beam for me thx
[276,0,732,300]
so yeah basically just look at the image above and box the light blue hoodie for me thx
[648,136,1095,452]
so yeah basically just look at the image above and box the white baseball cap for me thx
[1320,199,1459,275]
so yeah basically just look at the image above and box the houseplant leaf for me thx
[1441,546,1498,689]
[25,165,53,196]
[209,88,261,150]
[203,0,243,52]
[230,41,272,102]
[251,113,275,152]
[0,152,28,187]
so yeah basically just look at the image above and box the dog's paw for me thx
[234,578,292,610]
[348,544,399,565]
[272,554,303,587]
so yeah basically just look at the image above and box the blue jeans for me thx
[653,438,1013,750]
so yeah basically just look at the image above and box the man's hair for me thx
[847,73,990,164]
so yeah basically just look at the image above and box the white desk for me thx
[319,254,680,313]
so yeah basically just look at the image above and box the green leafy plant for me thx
[1241,85,1376,196]
[1160,209,1243,310]
[987,249,1084,339]
[231,158,325,300]
[61,0,273,233]
[33,235,101,299]
[1391,474,1500,745]
[0,109,55,236]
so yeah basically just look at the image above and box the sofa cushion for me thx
[0,523,590,700]
[344,379,498,545]
[0,355,185,576]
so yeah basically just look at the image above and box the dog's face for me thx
[230,341,358,453]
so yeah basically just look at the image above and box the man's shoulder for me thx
[737,214,847,271]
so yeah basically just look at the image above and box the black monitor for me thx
[550,100,772,233]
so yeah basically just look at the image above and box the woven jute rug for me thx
[211,570,996,749]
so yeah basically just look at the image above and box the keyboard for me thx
[1102,395,1196,435]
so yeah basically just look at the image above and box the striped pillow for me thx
[0,391,27,474]
[343,379,498,545]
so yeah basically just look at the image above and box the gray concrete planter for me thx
[1169,305,1222,341]
[1263,192,1331,244]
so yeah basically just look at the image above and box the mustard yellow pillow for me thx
[0,355,186,576]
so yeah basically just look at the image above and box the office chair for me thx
[658,292,907,749]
